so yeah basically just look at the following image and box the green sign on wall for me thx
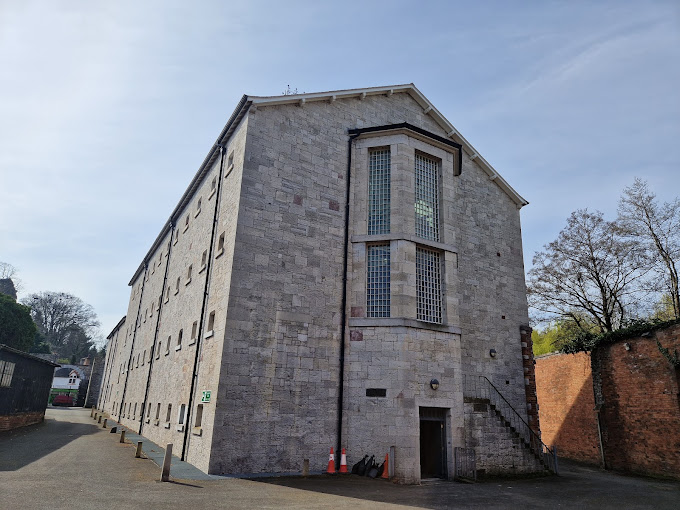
[201,390,211,403]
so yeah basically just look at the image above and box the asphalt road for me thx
[0,407,678,509]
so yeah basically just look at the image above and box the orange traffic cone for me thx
[381,453,389,479]
[339,448,348,474]
[326,447,336,474]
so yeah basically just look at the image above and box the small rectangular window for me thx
[156,340,161,359]
[156,403,161,420]
[165,286,170,303]
[186,265,192,284]
[195,198,202,217]
[367,244,391,318]
[217,233,225,255]
[133,403,137,419]
[146,403,151,419]
[173,229,179,245]
[184,214,190,232]
[191,321,198,344]
[166,336,171,355]
[165,404,172,423]
[0,361,15,387]
[368,148,391,235]
[178,404,186,425]
[416,246,443,323]
[176,329,183,350]
[142,350,146,366]
[227,151,234,170]
[194,404,204,428]
[206,311,215,337]
[201,250,207,270]
[175,277,180,294]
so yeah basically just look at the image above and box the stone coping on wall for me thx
[348,317,461,334]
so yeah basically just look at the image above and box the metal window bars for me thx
[416,246,442,323]
[368,148,391,235]
[415,152,440,242]
[367,244,391,317]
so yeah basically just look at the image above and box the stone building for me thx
[98,84,551,482]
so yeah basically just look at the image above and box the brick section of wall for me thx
[0,411,45,431]
[535,325,680,479]
[535,351,600,465]
[599,326,680,479]
[520,325,540,435]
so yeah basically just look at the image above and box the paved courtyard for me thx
[0,407,678,509]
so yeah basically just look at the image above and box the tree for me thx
[528,209,648,333]
[0,261,23,294]
[617,178,680,319]
[0,293,37,351]
[21,291,101,359]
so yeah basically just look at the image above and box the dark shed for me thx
[0,344,59,431]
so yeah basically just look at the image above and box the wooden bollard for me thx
[94,412,98,420]
[102,418,107,428]
[135,441,143,458]
[160,443,173,482]
[98,415,102,424]
[90,408,94,417]
[120,430,126,443]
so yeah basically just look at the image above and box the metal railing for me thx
[464,374,558,474]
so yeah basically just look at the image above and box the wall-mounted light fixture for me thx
[623,343,631,351]
[489,349,497,358]
[430,378,439,390]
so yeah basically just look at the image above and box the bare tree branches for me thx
[617,178,680,319]
[528,209,649,333]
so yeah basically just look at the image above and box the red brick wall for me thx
[0,411,45,432]
[599,326,680,479]
[535,351,601,464]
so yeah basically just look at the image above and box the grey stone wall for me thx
[98,87,536,481]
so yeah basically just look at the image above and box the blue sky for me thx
[1,0,678,338]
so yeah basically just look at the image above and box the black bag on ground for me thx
[376,461,385,478]
[352,455,368,475]
[363,455,375,477]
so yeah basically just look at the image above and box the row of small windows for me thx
[113,401,204,430]
[366,148,444,323]
[116,310,216,383]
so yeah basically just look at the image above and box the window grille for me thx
[415,153,440,241]
[367,244,391,317]
[368,148,391,235]
[416,247,442,323]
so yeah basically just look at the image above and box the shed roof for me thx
[0,344,60,367]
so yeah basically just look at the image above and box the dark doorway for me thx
[419,407,447,479]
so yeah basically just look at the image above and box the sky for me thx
[1,0,678,339]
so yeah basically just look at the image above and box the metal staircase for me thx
[463,375,558,474]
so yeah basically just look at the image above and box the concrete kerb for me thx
[102,417,219,481]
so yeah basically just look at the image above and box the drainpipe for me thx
[337,132,359,455]
[139,234,175,435]
[118,263,149,423]
[182,144,227,461]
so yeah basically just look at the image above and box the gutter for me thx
[139,234,175,435]
[337,132,359,454]
[118,263,148,423]
[128,95,251,286]
[182,143,228,461]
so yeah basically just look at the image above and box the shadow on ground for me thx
[0,410,99,471]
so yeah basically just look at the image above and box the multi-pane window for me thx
[414,153,440,241]
[416,247,442,323]
[367,244,391,317]
[0,361,15,387]
[368,148,391,235]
